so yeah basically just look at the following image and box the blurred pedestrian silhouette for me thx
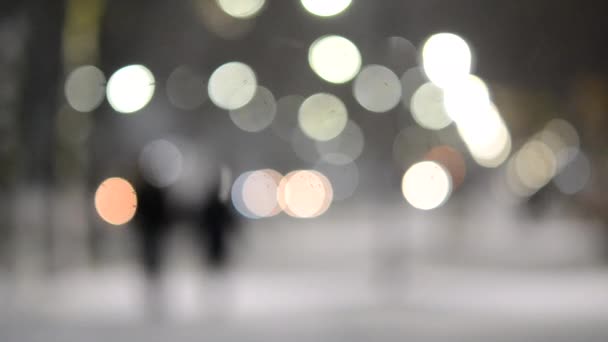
[133,178,169,283]
[133,162,240,318]
[197,182,239,272]
[132,176,169,317]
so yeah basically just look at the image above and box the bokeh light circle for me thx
[278,170,333,218]
[298,93,348,141]
[95,177,137,225]
[410,82,452,130]
[400,67,428,111]
[457,105,512,168]
[231,171,258,219]
[541,119,580,168]
[308,35,361,84]
[301,0,351,17]
[229,86,277,132]
[315,120,364,165]
[466,127,511,168]
[353,65,402,113]
[442,75,491,125]
[217,0,266,18]
[242,169,282,218]
[514,140,557,191]
[208,61,257,110]
[553,149,591,195]
[196,0,256,40]
[106,65,155,114]
[166,66,207,110]
[545,119,580,150]
[138,139,183,188]
[422,33,472,89]
[65,65,106,112]
[401,161,452,210]
[276,171,298,217]
[374,36,418,75]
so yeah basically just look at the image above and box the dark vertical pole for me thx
[18,0,65,272]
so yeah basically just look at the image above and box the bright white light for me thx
[315,120,364,165]
[138,139,183,188]
[456,103,503,148]
[353,65,402,113]
[401,161,452,210]
[422,33,472,89]
[410,82,452,130]
[298,93,348,141]
[442,75,491,125]
[308,35,361,84]
[65,65,106,112]
[457,105,511,168]
[229,86,276,132]
[442,75,511,169]
[106,65,155,114]
[217,0,266,18]
[208,61,257,110]
[301,0,351,17]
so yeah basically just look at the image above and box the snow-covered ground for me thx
[3,264,608,341]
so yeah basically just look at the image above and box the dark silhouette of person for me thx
[197,183,239,272]
[194,180,240,317]
[132,165,240,318]
[133,178,169,283]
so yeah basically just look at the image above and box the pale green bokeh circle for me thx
[410,82,452,130]
[229,86,277,132]
[298,93,348,141]
[208,61,257,110]
[65,65,106,112]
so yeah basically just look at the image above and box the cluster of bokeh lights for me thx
[71,5,574,219]
[232,169,333,219]
[394,31,513,210]
[506,119,588,197]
